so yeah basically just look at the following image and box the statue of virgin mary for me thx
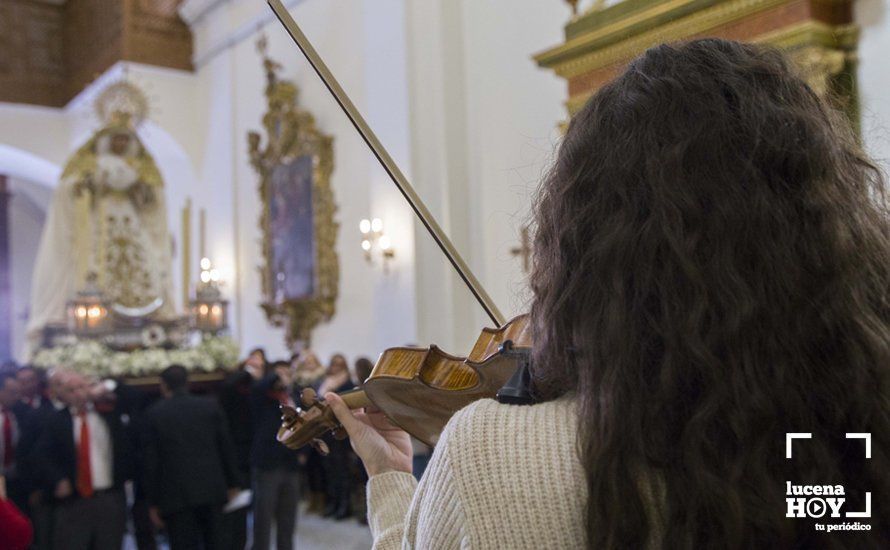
[27,82,175,346]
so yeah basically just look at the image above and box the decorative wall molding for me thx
[537,0,860,122]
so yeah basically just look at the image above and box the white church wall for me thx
[190,52,240,340]
[9,177,52,362]
[0,145,61,189]
[458,0,568,329]
[360,0,418,352]
[0,103,70,167]
[404,0,568,353]
[403,0,478,355]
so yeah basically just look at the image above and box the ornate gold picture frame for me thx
[248,45,339,348]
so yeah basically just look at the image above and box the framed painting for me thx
[269,155,316,302]
[249,48,338,348]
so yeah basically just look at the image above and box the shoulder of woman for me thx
[447,398,510,432]
[440,396,577,449]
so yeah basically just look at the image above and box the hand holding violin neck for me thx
[336,388,373,409]
[276,387,372,454]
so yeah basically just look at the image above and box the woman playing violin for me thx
[326,39,890,549]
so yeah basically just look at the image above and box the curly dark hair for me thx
[530,39,889,548]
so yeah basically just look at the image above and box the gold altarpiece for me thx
[248,46,339,349]
[536,0,860,125]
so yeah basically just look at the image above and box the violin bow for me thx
[267,0,506,327]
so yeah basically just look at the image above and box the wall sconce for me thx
[359,217,395,270]
[199,257,221,285]
[190,257,229,333]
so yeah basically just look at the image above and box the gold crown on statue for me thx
[95,80,150,130]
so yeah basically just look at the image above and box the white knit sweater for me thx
[367,396,586,549]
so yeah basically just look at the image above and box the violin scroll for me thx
[276,387,370,455]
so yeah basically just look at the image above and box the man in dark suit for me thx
[14,368,69,550]
[14,366,46,411]
[142,365,241,550]
[34,372,135,550]
[218,364,256,550]
[250,361,303,550]
[13,368,56,485]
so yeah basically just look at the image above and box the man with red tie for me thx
[35,373,134,550]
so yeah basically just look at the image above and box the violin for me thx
[278,315,532,452]
[268,0,534,454]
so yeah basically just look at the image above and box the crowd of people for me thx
[0,348,387,550]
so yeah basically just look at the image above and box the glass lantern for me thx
[190,284,228,333]
[67,273,110,335]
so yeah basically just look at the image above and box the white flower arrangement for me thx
[31,336,240,378]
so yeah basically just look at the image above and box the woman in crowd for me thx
[353,357,373,387]
[317,354,354,397]
[250,360,302,550]
[293,352,326,389]
[319,354,356,520]
[244,348,268,380]
[292,351,328,515]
